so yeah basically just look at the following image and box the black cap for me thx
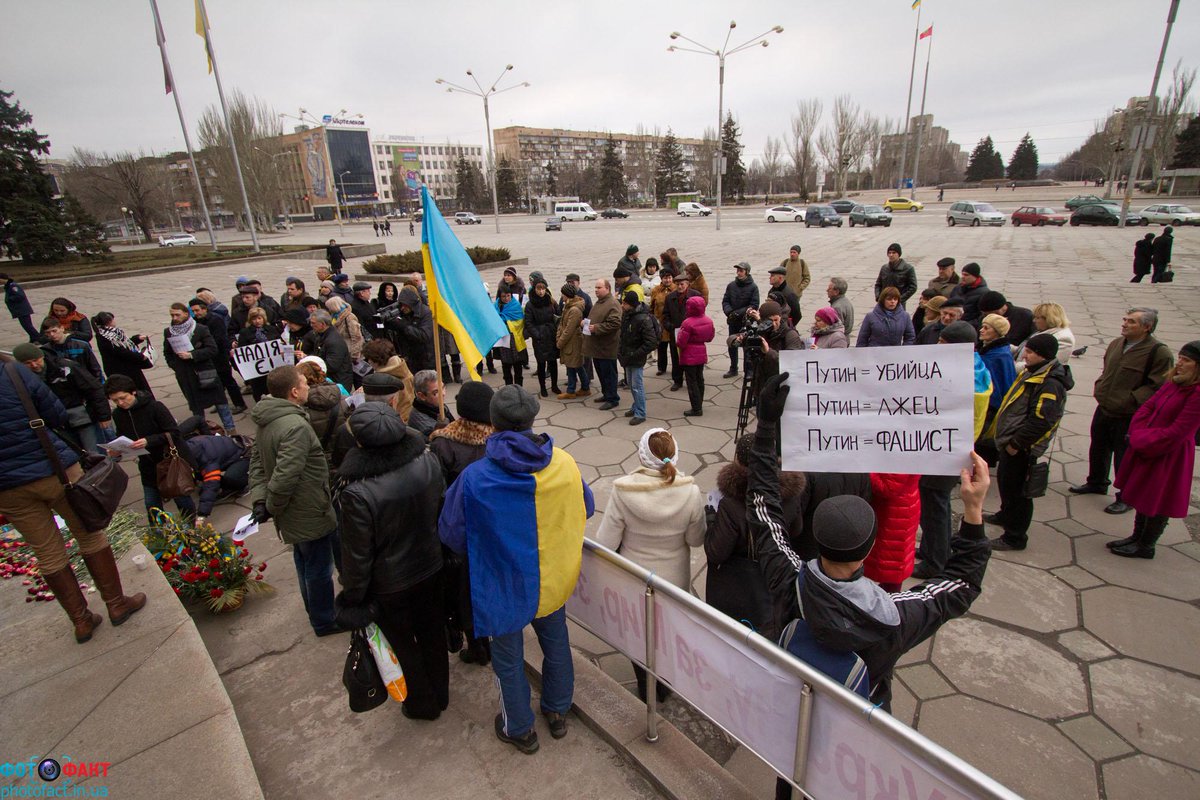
[352,281,371,292]
[939,321,978,345]
[455,380,495,424]
[1024,333,1059,361]
[283,308,309,325]
[362,373,404,396]
[978,291,1007,313]
[813,496,877,563]
[768,265,787,276]
[936,257,955,268]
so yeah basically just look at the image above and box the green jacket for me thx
[1093,335,1174,417]
[249,397,336,543]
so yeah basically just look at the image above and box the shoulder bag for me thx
[156,432,196,499]
[343,628,387,712]
[3,360,128,531]
[1022,460,1050,499]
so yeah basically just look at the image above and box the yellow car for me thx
[882,197,924,212]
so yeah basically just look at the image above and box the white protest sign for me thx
[778,344,976,476]
[231,339,292,381]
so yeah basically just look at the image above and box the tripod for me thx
[735,344,766,443]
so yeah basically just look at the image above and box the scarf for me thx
[97,324,137,353]
[168,316,196,339]
[54,309,86,326]
[637,427,673,470]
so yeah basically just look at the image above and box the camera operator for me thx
[722,262,760,379]
[739,300,803,380]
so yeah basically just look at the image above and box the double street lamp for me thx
[436,65,531,234]
[668,21,783,231]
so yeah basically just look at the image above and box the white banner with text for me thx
[231,339,292,381]
[777,345,975,475]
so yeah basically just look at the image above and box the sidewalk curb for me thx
[523,629,756,800]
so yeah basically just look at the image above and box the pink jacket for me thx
[864,473,921,585]
[676,295,714,366]
[1115,381,1200,518]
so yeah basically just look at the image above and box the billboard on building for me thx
[328,128,378,205]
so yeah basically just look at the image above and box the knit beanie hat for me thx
[12,343,43,362]
[939,321,978,345]
[561,283,577,299]
[490,384,539,432]
[887,243,902,256]
[982,314,1011,337]
[759,300,783,318]
[815,307,840,326]
[1180,340,1200,363]
[813,496,877,562]
[978,291,1007,314]
[790,244,802,255]
[283,308,310,326]
[614,264,634,279]
[1024,333,1059,361]
[455,381,495,425]
[623,290,640,307]
[962,262,982,277]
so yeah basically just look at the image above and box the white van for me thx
[554,202,598,221]
[676,202,712,217]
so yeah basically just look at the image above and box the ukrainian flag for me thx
[421,186,507,380]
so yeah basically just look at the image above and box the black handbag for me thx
[3,360,129,531]
[343,628,387,712]
[196,366,219,389]
[1023,460,1050,499]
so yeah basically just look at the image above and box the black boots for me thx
[1111,513,1167,559]
[43,565,103,643]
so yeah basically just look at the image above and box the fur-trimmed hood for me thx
[428,418,493,447]
[717,460,805,501]
[337,427,427,482]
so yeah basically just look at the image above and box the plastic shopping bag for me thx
[365,622,407,702]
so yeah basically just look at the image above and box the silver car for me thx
[947,201,1005,227]
[1137,204,1200,226]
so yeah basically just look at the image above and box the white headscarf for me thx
[637,427,675,471]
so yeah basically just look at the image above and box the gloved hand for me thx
[251,501,272,524]
[757,372,791,425]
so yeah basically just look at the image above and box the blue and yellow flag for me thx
[420,187,507,380]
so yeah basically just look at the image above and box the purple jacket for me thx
[855,304,916,348]
[1115,381,1200,518]
[676,295,715,366]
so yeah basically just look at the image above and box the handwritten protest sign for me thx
[231,339,292,381]
[778,344,975,475]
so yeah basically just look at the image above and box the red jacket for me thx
[1115,381,1200,518]
[864,473,921,585]
[676,295,714,366]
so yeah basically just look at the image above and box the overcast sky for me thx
[4,0,1194,167]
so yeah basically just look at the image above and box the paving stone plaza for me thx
[3,187,1197,799]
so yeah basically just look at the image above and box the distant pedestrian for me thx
[409,220,415,236]
[1,273,38,341]
[1151,227,1173,283]
[779,245,811,301]
[384,219,392,236]
[1131,233,1155,283]
[937,188,944,202]
[372,220,380,237]
[326,239,346,273]
[874,244,917,309]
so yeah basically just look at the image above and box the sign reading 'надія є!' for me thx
[231,339,292,381]
[777,345,976,476]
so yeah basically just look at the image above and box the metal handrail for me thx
[572,538,1022,800]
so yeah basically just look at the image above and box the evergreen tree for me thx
[1007,133,1039,180]
[0,88,67,263]
[654,129,686,204]
[1169,113,1200,168]
[597,136,628,206]
[62,194,110,259]
[495,155,521,210]
[720,112,746,201]
[454,154,484,210]
[545,162,558,196]
[965,136,1004,182]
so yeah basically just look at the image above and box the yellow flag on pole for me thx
[194,0,212,73]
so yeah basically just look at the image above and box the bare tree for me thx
[1149,61,1197,181]
[693,125,719,199]
[65,149,169,243]
[817,95,869,197]
[788,99,821,200]
[761,136,783,197]
[197,89,283,228]
[632,124,661,206]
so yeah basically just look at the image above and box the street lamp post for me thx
[668,22,783,231]
[435,66,531,234]
[120,206,135,242]
[338,170,352,224]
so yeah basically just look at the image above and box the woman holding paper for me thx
[235,308,283,402]
[104,374,197,524]
[595,428,705,702]
[92,312,154,393]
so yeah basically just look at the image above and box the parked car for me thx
[882,197,924,212]
[828,199,857,214]
[413,209,424,222]
[763,204,805,223]
[1011,207,1067,227]
[805,205,844,228]
[946,201,1006,227]
[677,202,712,217]
[600,208,629,219]
[386,210,408,218]
[158,233,197,247]
[454,212,482,225]
[1070,204,1141,227]
[848,204,892,227]
[1137,204,1200,226]
[1065,194,1106,210]
[545,216,563,231]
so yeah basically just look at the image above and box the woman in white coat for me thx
[595,427,706,702]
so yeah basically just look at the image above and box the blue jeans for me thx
[292,529,338,633]
[594,358,619,403]
[566,366,590,393]
[628,366,646,419]
[214,404,237,432]
[491,605,573,737]
[143,482,196,524]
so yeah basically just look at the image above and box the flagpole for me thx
[421,188,447,421]
[910,29,933,199]
[149,0,218,253]
[196,0,260,253]
[896,2,922,192]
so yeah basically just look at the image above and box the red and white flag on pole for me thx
[919,25,933,40]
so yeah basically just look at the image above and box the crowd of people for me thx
[1,234,1197,764]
